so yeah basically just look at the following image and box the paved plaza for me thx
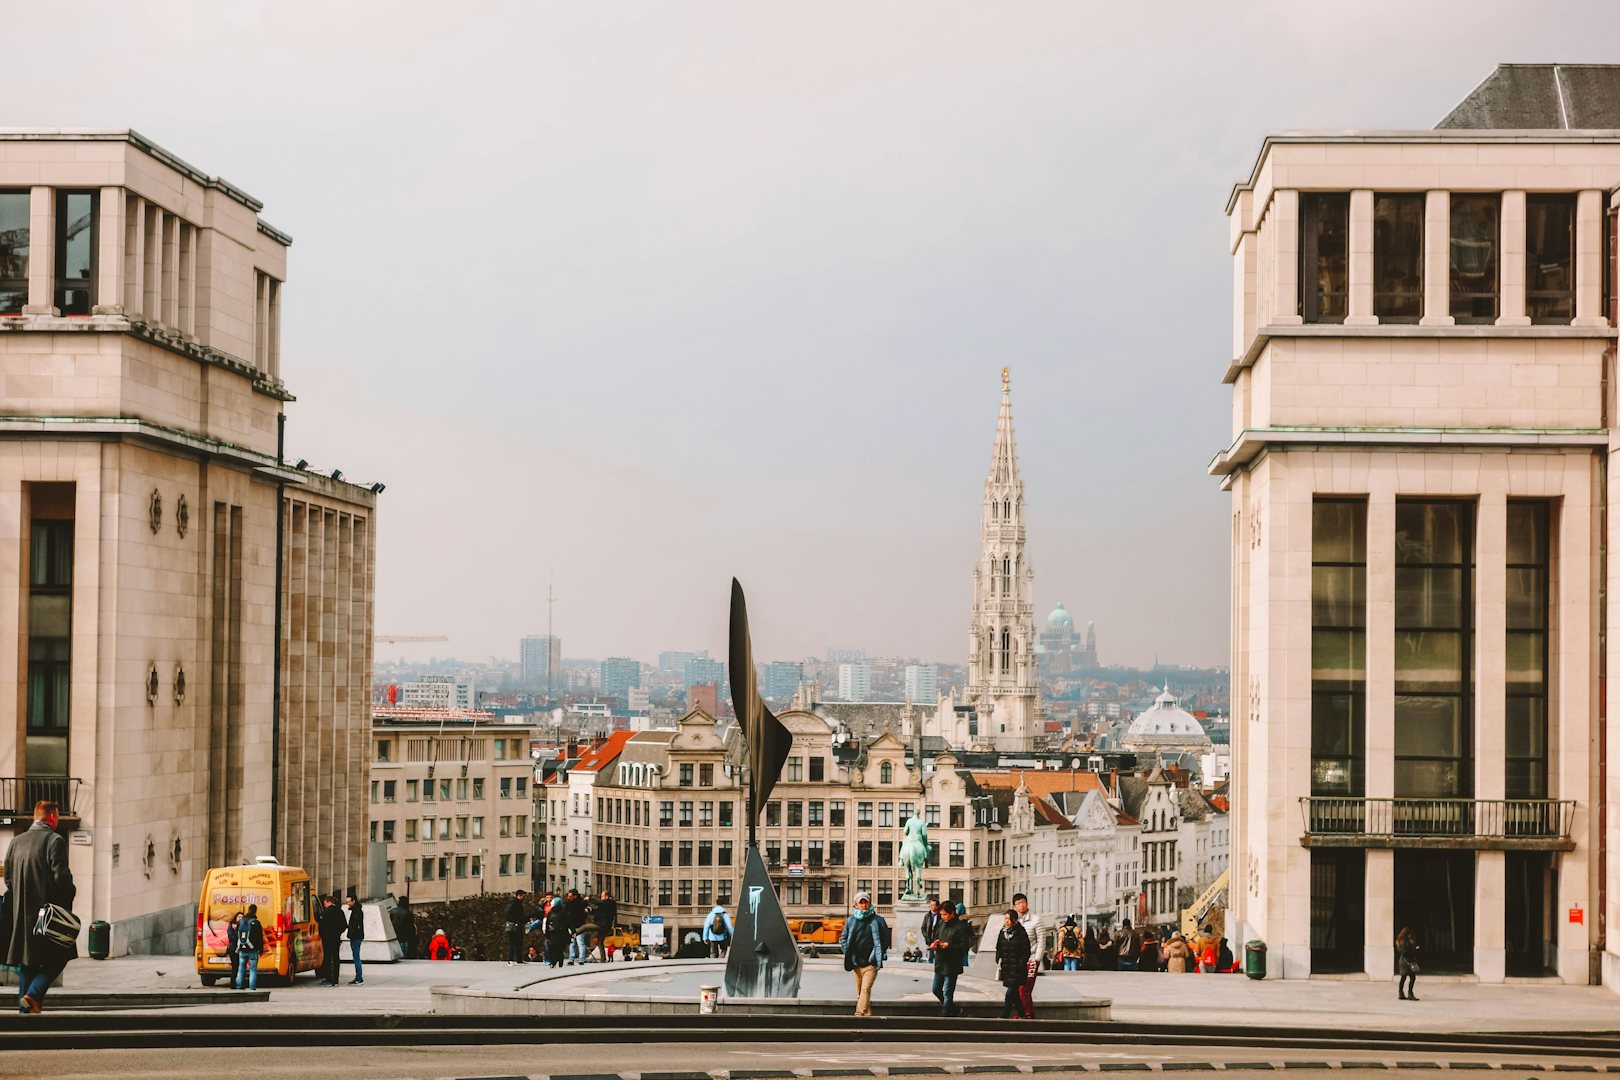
[41,956,1620,1032]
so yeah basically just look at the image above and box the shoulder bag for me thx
[33,902,81,948]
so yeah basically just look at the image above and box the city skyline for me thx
[8,3,1612,670]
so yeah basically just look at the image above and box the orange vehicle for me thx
[195,857,322,985]
[788,917,846,946]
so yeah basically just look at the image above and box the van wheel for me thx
[200,974,219,986]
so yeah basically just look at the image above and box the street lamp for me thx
[479,847,487,896]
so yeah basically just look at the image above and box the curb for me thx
[468,1063,1620,1080]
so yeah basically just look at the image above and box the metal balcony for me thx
[0,776,83,827]
[1299,796,1575,851]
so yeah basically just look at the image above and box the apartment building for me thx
[369,708,539,902]
[542,707,1012,938]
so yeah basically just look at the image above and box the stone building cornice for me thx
[1223,322,1613,384]
[1208,424,1608,483]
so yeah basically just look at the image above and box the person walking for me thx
[505,890,528,965]
[233,903,265,991]
[344,894,366,985]
[1011,892,1042,1018]
[1056,917,1083,971]
[592,889,618,963]
[702,902,734,958]
[559,889,588,965]
[1164,931,1192,973]
[995,910,1032,1019]
[317,894,347,986]
[919,897,943,962]
[1396,927,1421,1001]
[838,891,888,1017]
[3,801,77,1014]
[928,902,973,1017]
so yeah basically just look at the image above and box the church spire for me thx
[966,367,1038,751]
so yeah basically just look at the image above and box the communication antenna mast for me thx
[546,576,557,696]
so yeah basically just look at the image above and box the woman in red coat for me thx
[427,929,452,961]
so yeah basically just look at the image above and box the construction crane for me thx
[376,634,449,645]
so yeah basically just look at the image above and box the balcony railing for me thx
[0,776,83,825]
[1299,796,1575,850]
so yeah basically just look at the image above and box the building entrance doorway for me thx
[1393,850,1474,973]
[1505,852,1557,976]
[1310,849,1364,973]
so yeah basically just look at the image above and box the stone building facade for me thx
[0,131,377,954]
[540,707,1012,939]
[369,709,541,903]
[1214,66,1619,984]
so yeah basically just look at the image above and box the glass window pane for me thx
[1396,502,1467,565]
[1373,193,1424,321]
[1311,629,1365,680]
[1313,501,1366,563]
[1394,631,1462,692]
[1313,566,1365,627]
[1301,193,1348,323]
[1505,696,1546,758]
[1395,568,1463,629]
[1394,694,1463,757]
[1506,632,1546,686]
[0,190,28,314]
[1526,194,1575,324]
[1505,569,1547,630]
[1450,194,1499,323]
[1506,502,1549,565]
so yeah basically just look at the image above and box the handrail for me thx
[0,776,83,819]
[1299,796,1574,839]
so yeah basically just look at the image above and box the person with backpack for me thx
[427,928,452,961]
[702,902,734,958]
[233,904,265,991]
[1056,917,1084,971]
[838,891,888,1017]
[1115,920,1141,971]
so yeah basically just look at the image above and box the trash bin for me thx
[88,920,111,961]
[699,984,720,1014]
[1243,939,1266,980]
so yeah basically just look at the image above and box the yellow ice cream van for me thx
[195,857,322,985]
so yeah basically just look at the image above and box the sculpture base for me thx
[723,844,802,999]
[891,899,933,956]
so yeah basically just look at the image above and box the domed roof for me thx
[1047,602,1074,629]
[1121,686,1212,752]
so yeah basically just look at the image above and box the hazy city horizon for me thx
[8,2,1611,670]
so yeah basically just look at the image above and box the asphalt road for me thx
[0,1039,1593,1080]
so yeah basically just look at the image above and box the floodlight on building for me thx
[330,469,343,481]
[294,458,308,470]
[370,482,386,494]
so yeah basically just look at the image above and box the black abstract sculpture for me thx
[724,578,803,999]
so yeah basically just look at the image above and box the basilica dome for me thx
[1047,602,1074,629]
[1121,686,1212,753]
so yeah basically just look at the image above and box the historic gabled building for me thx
[1214,64,1620,984]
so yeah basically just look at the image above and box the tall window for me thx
[53,190,96,315]
[26,497,74,778]
[1373,193,1424,322]
[0,190,28,314]
[1505,501,1550,799]
[1449,194,1499,323]
[1000,628,1010,673]
[1394,501,1475,799]
[1312,500,1367,796]
[1001,556,1011,593]
[1300,192,1349,323]
[1526,194,1575,324]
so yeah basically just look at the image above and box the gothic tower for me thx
[966,366,1039,751]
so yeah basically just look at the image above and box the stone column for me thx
[1365,482,1396,804]
[1552,456,1595,982]
[23,186,56,315]
[1497,191,1530,326]
[1346,190,1377,326]
[1474,850,1505,982]
[123,195,145,314]
[1573,189,1605,327]
[142,205,162,320]
[180,225,197,338]
[161,212,179,329]
[93,187,125,316]
[1474,483,1507,809]
[1420,190,1453,326]
[1364,848,1394,979]
[1272,189,1303,326]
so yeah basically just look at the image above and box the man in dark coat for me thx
[591,888,618,962]
[504,890,528,965]
[317,894,347,986]
[919,897,943,962]
[558,889,587,964]
[928,903,974,1017]
[344,894,366,984]
[4,801,76,1013]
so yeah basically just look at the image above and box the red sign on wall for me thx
[1569,907,1584,924]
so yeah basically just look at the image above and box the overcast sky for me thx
[7,2,1611,668]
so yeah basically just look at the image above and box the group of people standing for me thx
[500,887,618,967]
